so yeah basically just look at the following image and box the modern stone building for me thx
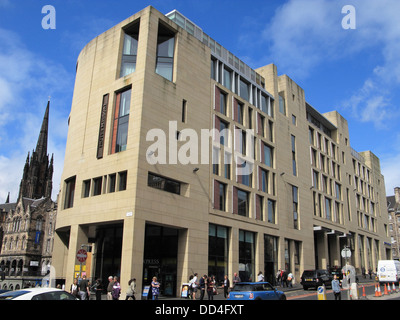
[53,6,391,297]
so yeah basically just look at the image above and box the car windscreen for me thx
[0,290,30,300]
[302,271,315,277]
[231,284,254,292]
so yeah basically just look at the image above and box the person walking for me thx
[206,276,214,300]
[191,273,198,300]
[287,272,293,288]
[332,275,341,300]
[126,278,136,300]
[233,272,241,285]
[112,276,121,300]
[107,276,114,300]
[223,275,230,299]
[199,275,206,300]
[151,277,160,300]
[78,275,90,300]
[70,278,79,299]
[257,271,264,282]
[91,278,103,300]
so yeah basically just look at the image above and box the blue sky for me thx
[1,0,400,202]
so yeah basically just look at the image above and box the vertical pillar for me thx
[119,216,145,299]
[229,227,239,282]
[65,224,88,292]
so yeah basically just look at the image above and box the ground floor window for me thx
[239,230,255,282]
[208,224,229,284]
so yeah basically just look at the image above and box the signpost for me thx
[76,249,87,262]
[76,249,87,279]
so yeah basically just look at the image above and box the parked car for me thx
[0,288,78,300]
[227,282,286,300]
[301,269,333,290]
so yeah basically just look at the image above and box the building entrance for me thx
[93,224,123,286]
[143,224,178,297]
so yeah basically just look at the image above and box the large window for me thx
[148,172,180,195]
[292,186,299,229]
[111,88,131,153]
[214,180,226,211]
[156,23,175,81]
[236,188,249,217]
[209,224,229,283]
[64,176,76,209]
[239,230,255,282]
[262,143,273,167]
[120,21,139,77]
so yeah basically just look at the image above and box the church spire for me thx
[18,99,53,200]
[35,99,49,162]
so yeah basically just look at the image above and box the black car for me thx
[300,269,333,290]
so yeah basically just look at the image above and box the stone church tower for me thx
[18,100,54,200]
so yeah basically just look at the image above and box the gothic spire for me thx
[35,99,50,162]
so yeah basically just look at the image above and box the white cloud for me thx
[260,0,400,127]
[0,28,72,202]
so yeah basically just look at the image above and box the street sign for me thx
[76,249,87,262]
[341,248,351,258]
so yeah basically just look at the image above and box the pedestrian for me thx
[287,272,293,288]
[78,275,90,300]
[112,276,121,300]
[281,270,287,287]
[331,275,341,300]
[70,278,79,299]
[212,275,218,295]
[91,278,103,300]
[276,270,281,286]
[223,275,230,299]
[257,271,264,282]
[151,277,160,300]
[233,272,241,284]
[188,275,194,299]
[199,275,206,300]
[192,273,198,300]
[126,278,136,300]
[107,276,114,300]
[206,276,214,300]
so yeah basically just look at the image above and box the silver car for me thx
[0,287,78,300]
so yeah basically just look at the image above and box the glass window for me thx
[148,172,180,195]
[263,143,273,167]
[64,176,76,209]
[208,224,229,283]
[239,230,255,282]
[239,78,249,101]
[279,94,286,115]
[111,88,131,154]
[83,180,90,198]
[268,199,275,223]
[156,23,175,81]
[292,186,299,229]
[108,174,116,193]
[260,168,269,193]
[93,177,102,196]
[223,68,232,91]
[120,22,139,77]
[118,171,127,191]
[237,189,249,217]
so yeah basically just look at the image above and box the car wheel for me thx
[303,286,308,290]
[280,294,286,300]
